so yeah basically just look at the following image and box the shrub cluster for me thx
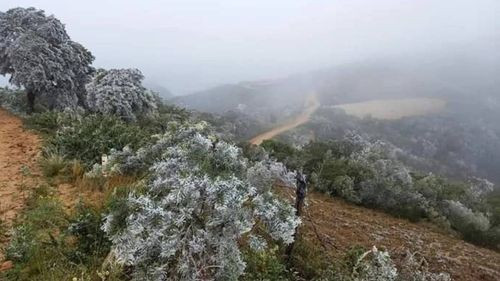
[352,247,451,281]
[46,114,151,169]
[5,106,462,280]
[260,137,500,250]
[94,122,300,280]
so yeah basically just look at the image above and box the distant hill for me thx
[174,78,312,111]
[172,76,316,124]
[170,61,464,117]
[144,81,174,99]
[173,52,499,118]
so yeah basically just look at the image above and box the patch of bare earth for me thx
[289,190,500,281]
[0,109,40,226]
[0,108,41,264]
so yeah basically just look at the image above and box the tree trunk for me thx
[26,90,35,115]
[76,89,88,110]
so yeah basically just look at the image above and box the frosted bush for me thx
[444,200,490,232]
[352,247,450,281]
[398,251,451,281]
[102,122,300,280]
[467,177,494,200]
[86,68,157,121]
[248,235,268,252]
[333,175,361,204]
[352,246,398,281]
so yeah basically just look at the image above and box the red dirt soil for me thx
[292,190,500,281]
[0,108,41,264]
[0,108,40,226]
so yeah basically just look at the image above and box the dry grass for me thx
[334,98,446,120]
[290,189,500,281]
[57,174,139,211]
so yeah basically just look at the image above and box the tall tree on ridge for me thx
[0,7,94,113]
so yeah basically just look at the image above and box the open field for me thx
[333,98,447,120]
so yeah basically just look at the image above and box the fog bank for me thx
[1,0,499,94]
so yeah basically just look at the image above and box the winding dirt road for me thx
[249,94,320,145]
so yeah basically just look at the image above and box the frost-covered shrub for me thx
[352,247,450,281]
[86,68,157,121]
[397,251,451,281]
[333,175,361,204]
[6,225,36,263]
[444,200,490,232]
[467,177,494,200]
[264,136,499,248]
[102,122,300,280]
[352,246,398,281]
[444,200,491,244]
[348,140,430,221]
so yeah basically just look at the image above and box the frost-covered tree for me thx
[0,7,94,113]
[99,121,300,280]
[85,68,157,121]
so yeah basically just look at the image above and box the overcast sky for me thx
[1,0,499,94]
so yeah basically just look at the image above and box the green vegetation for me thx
[0,87,29,114]
[3,103,453,281]
[241,247,289,281]
[3,185,116,281]
[45,114,151,169]
[257,138,500,250]
[1,6,495,280]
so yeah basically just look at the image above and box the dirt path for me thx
[249,93,320,145]
[288,190,500,281]
[0,108,40,226]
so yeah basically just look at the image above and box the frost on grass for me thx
[353,246,451,281]
[86,68,157,121]
[353,246,398,281]
[102,122,300,280]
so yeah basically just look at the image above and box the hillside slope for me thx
[0,110,499,280]
[296,190,500,281]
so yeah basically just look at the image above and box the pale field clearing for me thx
[333,98,446,120]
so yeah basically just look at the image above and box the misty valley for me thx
[0,2,500,281]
